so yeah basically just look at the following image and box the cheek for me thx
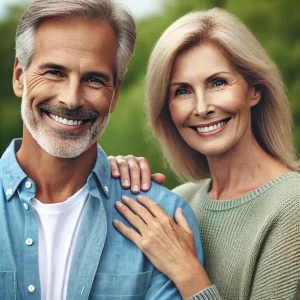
[83,88,113,112]
[211,90,246,113]
[169,99,193,125]
[26,79,58,106]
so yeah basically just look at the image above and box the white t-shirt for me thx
[31,184,89,300]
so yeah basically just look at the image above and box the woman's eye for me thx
[213,79,225,87]
[175,88,188,96]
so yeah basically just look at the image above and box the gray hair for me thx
[15,0,136,85]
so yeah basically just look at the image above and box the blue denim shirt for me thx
[0,139,203,300]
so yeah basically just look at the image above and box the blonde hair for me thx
[146,8,298,182]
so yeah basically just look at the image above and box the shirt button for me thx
[26,238,33,246]
[104,186,109,193]
[28,285,35,293]
[6,189,13,196]
[23,203,29,210]
[25,181,32,189]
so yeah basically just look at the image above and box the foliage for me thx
[1,0,300,189]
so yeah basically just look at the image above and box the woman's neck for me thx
[206,134,291,200]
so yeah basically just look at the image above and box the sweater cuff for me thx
[188,285,222,300]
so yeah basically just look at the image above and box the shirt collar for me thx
[0,139,111,201]
[0,139,27,201]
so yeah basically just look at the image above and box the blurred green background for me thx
[0,0,299,189]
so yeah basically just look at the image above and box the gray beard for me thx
[21,82,109,158]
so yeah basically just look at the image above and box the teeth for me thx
[48,113,85,126]
[196,120,227,133]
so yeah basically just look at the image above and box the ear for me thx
[249,86,261,108]
[12,58,25,98]
[110,81,122,113]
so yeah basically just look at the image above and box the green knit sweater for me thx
[173,172,300,300]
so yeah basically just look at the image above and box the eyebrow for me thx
[39,63,111,83]
[169,71,232,87]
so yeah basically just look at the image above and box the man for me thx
[0,0,203,299]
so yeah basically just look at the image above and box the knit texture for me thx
[173,172,300,300]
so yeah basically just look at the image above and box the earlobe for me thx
[110,81,122,113]
[12,58,25,98]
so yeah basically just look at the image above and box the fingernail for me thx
[123,179,129,187]
[113,170,119,176]
[142,183,148,190]
[136,195,142,201]
[115,201,123,207]
[113,220,119,225]
[122,195,130,202]
[133,185,139,192]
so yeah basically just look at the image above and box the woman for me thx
[110,8,300,299]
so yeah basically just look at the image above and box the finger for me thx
[108,156,120,177]
[151,173,166,185]
[126,155,141,194]
[136,157,151,191]
[122,195,154,225]
[136,195,169,219]
[113,219,141,245]
[115,201,147,234]
[116,156,130,188]
[174,207,192,234]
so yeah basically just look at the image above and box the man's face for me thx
[13,17,120,158]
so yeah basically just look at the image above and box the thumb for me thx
[151,173,166,185]
[174,207,191,233]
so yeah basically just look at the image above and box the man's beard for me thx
[21,82,109,158]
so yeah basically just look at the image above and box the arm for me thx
[113,195,218,299]
[108,155,165,193]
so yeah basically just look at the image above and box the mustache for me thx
[38,102,99,120]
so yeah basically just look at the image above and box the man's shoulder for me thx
[120,181,190,215]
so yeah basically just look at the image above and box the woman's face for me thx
[168,42,261,157]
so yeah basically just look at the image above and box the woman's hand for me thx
[108,155,166,193]
[113,195,211,299]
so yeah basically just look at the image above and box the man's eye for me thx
[46,70,62,76]
[213,79,226,87]
[85,77,103,84]
[175,88,188,96]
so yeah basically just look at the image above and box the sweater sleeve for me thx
[188,285,222,300]
[249,199,300,299]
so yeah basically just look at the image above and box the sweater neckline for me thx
[200,172,299,211]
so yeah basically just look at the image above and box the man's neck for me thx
[16,132,97,204]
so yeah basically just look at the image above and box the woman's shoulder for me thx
[172,179,210,204]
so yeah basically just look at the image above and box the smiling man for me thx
[0,0,203,299]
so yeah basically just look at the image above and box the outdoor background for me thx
[0,0,299,189]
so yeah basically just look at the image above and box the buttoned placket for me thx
[66,175,108,300]
[19,179,41,299]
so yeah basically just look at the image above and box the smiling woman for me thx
[109,7,300,300]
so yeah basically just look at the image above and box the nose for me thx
[193,91,214,118]
[59,78,83,110]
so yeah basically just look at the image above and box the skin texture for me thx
[111,42,291,298]
[13,17,121,204]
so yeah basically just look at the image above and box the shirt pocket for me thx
[89,272,151,300]
[0,271,16,300]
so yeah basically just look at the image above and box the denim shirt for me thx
[0,139,204,300]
